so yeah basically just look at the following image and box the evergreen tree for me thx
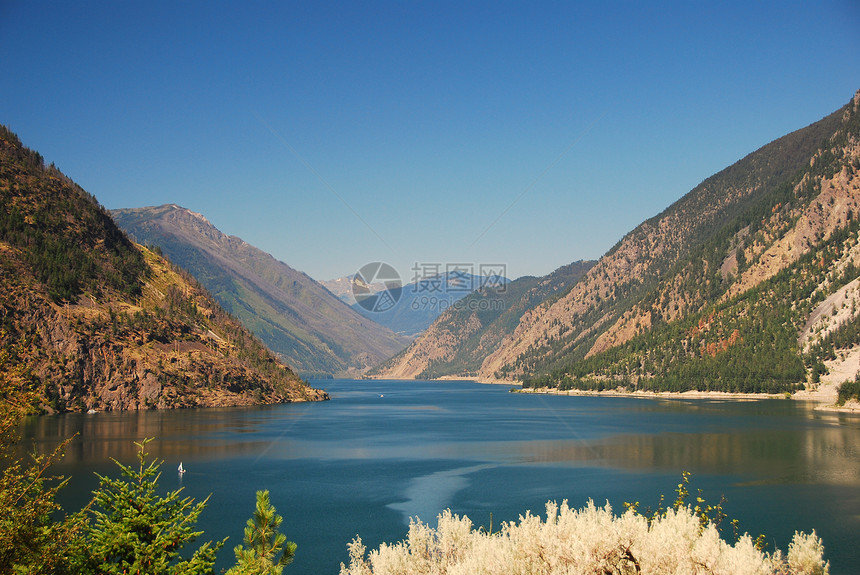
[0,334,79,575]
[226,490,296,575]
[73,439,223,575]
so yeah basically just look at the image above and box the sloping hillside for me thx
[112,204,410,377]
[371,260,594,379]
[502,90,860,392]
[0,126,327,411]
[324,271,510,338]
[375,90,860,393]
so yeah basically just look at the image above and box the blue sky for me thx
[2,1,859,282]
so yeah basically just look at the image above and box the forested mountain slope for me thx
[376,90,860,393]
[0,126,327,411]
[500,90,860,392]
[112,205,410,378]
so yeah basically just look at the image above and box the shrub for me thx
[71,439,224,575]
[836,374,860,406]
[340,499,828,575]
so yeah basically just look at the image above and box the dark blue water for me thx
[20,380,860,574]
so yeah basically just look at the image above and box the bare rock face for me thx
[0,126,327,412]
[376,90,860,390]
[477,91,860,384]
[138,373,162,405]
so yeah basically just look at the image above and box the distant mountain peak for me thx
[176,205,210,225]
[112,205,411,377]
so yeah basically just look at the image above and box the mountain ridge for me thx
[0,126,327,411]
[506,90,860,390]
[370,260,594,379]
[324,270,510,337]
[375,90,860,392]
[112,204,411,377]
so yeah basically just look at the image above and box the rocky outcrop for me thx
[477,90,860,384]
[0,126,327,412]
[374,90,860,389]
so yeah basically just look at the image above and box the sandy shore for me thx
[512,387,788,401]
[431,349,860,413]
[437,375,520,386]
[511,385,860,412]
[795,347,860,413]
[813,400,860,414]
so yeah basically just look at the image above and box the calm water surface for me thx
[20,380,860,574]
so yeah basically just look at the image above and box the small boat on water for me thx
[178,462,186,474]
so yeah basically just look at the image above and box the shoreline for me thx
[456,377,860,413]
[441,376,794,401]
[511,384,860,413]
[511,386,788,401]
[372,374,860,413]
[437,375,519,386]
[812,399,860,414]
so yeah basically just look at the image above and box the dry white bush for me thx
[339,500,829,575]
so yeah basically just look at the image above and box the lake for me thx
[19,379,860,574]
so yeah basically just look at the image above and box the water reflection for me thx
[18,407,288,464]
[19,395,860,489]
[511,426,860,485]
[13,381,860,575]
[388,464,497,523]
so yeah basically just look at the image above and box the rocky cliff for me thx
[374,90,860,392]
[502,90,860,391]
[0,126,327,411]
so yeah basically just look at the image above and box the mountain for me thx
[371,260,594,378]
[324,270,510,337]
[0,125,327,411]
[320,275,381,303]
[111,205,410,377]
[377,90,860,393]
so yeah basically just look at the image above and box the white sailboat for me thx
[178,462,186,474]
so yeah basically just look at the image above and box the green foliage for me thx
[0,345,80,575]
[1,426,302,575]
[0,440,79,575]
[72,438,224,575]
[836,375,860,406]
[226,490,296,575]
[0,124,147,302]
[624,472,763,550]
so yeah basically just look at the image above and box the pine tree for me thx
[226,490,296,575]
[73,438,224,575]
[0,333,80,575]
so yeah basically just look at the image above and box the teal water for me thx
[20,380,860,574]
